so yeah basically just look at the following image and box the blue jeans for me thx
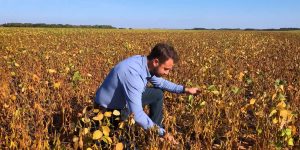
[142,87,164,127]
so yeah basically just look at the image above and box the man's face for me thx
[151,58,174,77]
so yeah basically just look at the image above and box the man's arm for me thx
[118,72,165,135]
[148,75,184,93]
[149,76,201,95]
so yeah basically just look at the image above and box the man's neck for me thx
[147,58,151,72]
[147,58,154,76]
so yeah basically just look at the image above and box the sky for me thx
[0,0,299,29]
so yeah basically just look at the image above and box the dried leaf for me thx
[83,128,89,135]
[104,111,112,117]
[53,82,61,89]
[93,113,103,121]
[116,142,124,150]
[113,110,121,116]
[249,98,256,105]
[276,101,286,109]
[47,69,57,74]
[92,130,103,140]
[93,109,100,113]
[119,122,125,129]
[102,126,110,136]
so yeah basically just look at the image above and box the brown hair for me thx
[147,43,179,63]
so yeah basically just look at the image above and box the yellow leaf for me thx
[113,110,120,116]
[14,62,20,67]
[272,93,277,100]
[276,101,286,109]
[288,125,297,135]
[93,109,100,113]
[129,118,135,125]
[249,98,256,105]
[104,111,112,117]
[119,122,125,129]
[21,87,26,92]
[53,82,61,89]
[255,110,264,117]
[79,137,83,149]
[87,73,92,77]
[116,142,124,150]
[269,109,277,117]
[72,136,79,142]
[34,102,44,112]
[32,74,40,81]
[86,148,92,150]
[102,126,110,136]
[65,67,70,72]
[238,72,244,82]
[272,118,278,124]
[92,113,103,121]
[92,130,103,140]
[211,90,220,95]
[3,103,9,108]
[288,138,294,146]
[11,95,17,100]
[279,85,284,92]
[103,136,112,144]
[81,117,90,123]
[82,106,87,114]
[47,69,57,74]
[83,128,89,135]
[279,109,292,119]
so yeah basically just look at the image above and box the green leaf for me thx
[188,95,194,102]
[285,128,292,136]
[207,85,219,95]
[269,109,277,117]
[246,78,253,84]
[275,79,286,89]
[257,128,262,135]
[211,90,220,95]
[281,129,286,137]
[102,136,112,144]
[72,71,83,82]
[200,101,206,106]
[186,80,193,86]
[207,85,217,91]
[278,93,286,101]
[275,79,284,86]
[274,142,283,149]
[231,86,240,94]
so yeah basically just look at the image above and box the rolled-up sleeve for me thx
[148,75,184,93]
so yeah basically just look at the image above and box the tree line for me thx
[0,23,116,29]
[187,27,300,31]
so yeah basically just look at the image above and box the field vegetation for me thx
[0,28,299,149]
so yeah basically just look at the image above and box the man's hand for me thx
[185,87,201,95]
[159,133,179,145]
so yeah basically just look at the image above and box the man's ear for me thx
[153,58,160,67]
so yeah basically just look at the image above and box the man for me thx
[95,43,200,142]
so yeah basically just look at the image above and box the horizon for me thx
[1,22,299,30]
[1,0,300,29]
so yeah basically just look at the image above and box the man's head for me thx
[147,43,179,77]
